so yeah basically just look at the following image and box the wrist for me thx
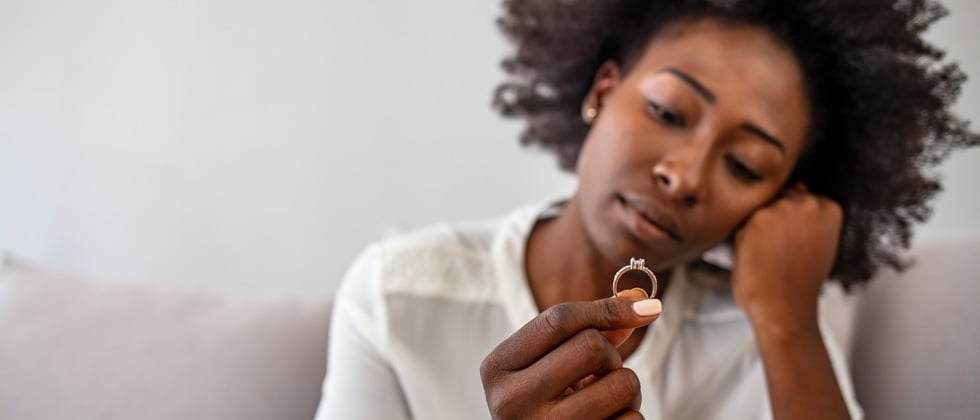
[744,300,819,339]
[749,310,821,344]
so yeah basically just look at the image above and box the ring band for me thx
[612,258,658,298]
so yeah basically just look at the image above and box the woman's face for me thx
[575,17,810,270]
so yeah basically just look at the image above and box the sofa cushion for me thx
[849,237,980,420]
[0,252,332,420]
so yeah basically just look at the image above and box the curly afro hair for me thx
[493,0,980,289]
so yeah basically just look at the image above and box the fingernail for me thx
[616,287,650,299]
[632,299,662,317]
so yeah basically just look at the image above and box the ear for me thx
[581,60,623,123]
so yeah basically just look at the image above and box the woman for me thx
[317,1,978,419]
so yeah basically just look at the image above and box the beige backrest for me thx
[849,238,980,419]
[0,253,333,420]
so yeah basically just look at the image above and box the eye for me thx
[646,100,685,127]
[725,155,763,182]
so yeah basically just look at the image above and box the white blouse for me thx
[315,201,863,419]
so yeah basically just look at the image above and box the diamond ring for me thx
[612,258,658,298]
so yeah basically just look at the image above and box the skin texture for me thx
[494,0,980,290]
[480,18,850,419]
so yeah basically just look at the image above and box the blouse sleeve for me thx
[820,320,865,420]
[314,245,412,420]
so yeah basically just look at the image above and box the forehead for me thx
[626,18,811,156]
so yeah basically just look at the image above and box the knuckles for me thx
[485,387,529,420]
[541,303,574,336]
[746,193,843,226]
[541,299,631,335]
[479,353,498,384]
[610,368,642,398]
[574,328,621,370]
[598,298,628,326]
[482,367,538,419]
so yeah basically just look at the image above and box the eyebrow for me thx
[662,67,785,155]
[741,122,786,154]
[664,67,716,103]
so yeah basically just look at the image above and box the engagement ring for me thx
[612,258,658,298]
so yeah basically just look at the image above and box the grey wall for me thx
[1,0,976,295]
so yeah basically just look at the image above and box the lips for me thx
[617,194,684,243]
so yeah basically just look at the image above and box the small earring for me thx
[584,107,598,123]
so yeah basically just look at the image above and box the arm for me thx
[314,246,412,420]
[732,184,855,420]
[752,318,851,419]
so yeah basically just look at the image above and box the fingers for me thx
[484,292,659,372]
[480,290,659,419]
[552,368,643,419]
[614,410,645,420]
[617,288,648,300]
[779,182,808,200]
[524,328,623,398]
[602,289,655,347]
[780,187,843,223]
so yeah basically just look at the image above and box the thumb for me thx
[602,288,661,347]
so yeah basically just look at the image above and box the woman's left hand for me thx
[730,183,843,332]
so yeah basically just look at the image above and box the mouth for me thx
[616,194,685,243]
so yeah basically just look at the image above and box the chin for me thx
[591,224,685,271]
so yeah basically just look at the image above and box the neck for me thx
[526,198,639,310]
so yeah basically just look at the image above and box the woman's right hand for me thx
[479,289,662,419]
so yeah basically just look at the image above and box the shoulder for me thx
[330,219,504,347]
[336,215,512,307]
[382,221,502,298]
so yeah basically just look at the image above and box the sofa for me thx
[0,252,332,420]
[1,238,977,419]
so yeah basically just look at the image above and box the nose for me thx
[652,146,707,207]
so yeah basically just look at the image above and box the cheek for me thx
[578,106,650,181]
[703,185,773,236]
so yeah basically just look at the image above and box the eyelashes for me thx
[646,100,686,127]
[725,155,763,182]
[646,99,764,183]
